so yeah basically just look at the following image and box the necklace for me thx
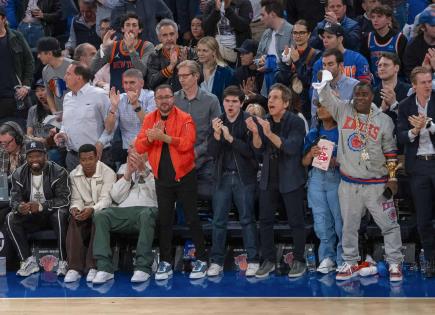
[31,172,44,203]
[354,108,372,161]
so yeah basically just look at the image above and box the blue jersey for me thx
[304,125,339,157]
[368,31,402,85]
[109,40,148,92]
[312,49,371,84]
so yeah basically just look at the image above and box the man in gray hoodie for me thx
[314,70,403,282]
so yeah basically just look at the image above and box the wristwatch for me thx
[426,119,433,129]
[134,106,141,113]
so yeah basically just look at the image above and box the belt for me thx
[416,154,435,161]
[223,170,238,175]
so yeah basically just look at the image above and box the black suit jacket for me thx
[397,91,435,174]
[254,111,306,193]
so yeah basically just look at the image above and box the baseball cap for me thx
[25,141,47,155]
[235,39,259,54]
[37,37,61,53]
[419,8,435,26]
[34,78,45,88]
[319,23,344,37]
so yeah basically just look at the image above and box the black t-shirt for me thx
[0,36,15,99]
[222,120,237,172]
[268,120,281,187]
[157,115,177,186]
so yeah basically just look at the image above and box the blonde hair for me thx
[197,36,227,67]
[246,104,266,118]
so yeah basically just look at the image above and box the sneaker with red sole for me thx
[336,262,360,280]
[389,263,403,282]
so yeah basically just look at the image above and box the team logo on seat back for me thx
[234,254,248,271]
[39,255,59,272]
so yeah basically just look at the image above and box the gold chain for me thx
[354,108,372,153]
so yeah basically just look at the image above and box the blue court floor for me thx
[1,270,435,299]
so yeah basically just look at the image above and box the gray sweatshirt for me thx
[319,83,397,183]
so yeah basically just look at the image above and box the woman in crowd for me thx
[277,19,320,123]
[302,100,343,274]
[186,15,205,48]
[197,36,235,105]
[26,80,63,165]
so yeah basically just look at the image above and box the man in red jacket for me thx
[135,84,207,280]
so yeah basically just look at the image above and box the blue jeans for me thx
[17,22,44,51]
[210,172,258,265]
[307,167,343,266]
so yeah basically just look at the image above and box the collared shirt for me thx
[0,146,26,175]
[174,87,222,168]
[200,68,216,93]
[408,95,435,155]
[311,74,359,127]
[69,160,116,212]
[61,83,113,152]
[115,89,156,149]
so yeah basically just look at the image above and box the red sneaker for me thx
[336,263,360,280]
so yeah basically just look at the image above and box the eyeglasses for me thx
[155,95,174,101]
[292,31,308,36]
[0,138,14,147]
[178,73,193,79]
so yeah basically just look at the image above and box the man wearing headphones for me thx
[0,121,28,269]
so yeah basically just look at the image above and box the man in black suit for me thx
[398,66,435,277]
[246,83,306,279]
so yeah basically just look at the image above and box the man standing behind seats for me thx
[64,144,116,283]
[315,70,403,282]
[53,62,114,171]
[174,60,221,200]
[207,86,259,277]
[91,12,154,93]
[105,68,156,163]
[135,84,208,280]
[92,147,158,284]
[7,140,69,277]
[398,66,435,277]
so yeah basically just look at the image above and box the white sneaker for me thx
[16,256,39,277]
[189,260,208,279]
[86,268,98,282]
[155,261,173,280]
[64,270,81,283]
[207,263,223,277]
[317,257,336,274]
[245,263,260,277]
[92,271,114,284]
[131,270,150,283]
[57,261,68,277]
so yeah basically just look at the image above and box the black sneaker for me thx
[288,260,306,278]
[255,260,275,278]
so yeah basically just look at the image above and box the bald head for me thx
[73,43,97,67]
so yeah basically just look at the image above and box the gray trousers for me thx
[338,181,403,265]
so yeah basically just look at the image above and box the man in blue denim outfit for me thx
[303,101,343,274]
[207,86,259,277]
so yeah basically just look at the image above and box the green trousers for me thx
[93,206,158,273]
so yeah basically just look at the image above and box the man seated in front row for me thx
[64,144,116,283]
[91,146,158,284]
[7,141,70,277]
